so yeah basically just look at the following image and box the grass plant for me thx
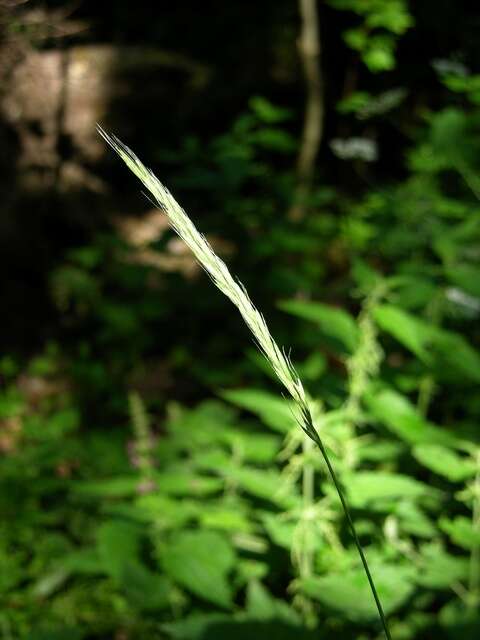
[98,125,393,640]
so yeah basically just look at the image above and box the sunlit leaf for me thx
[413,444,476,481]
[302,563,416,621]
[160,530,236,608]
[279,300,359,352]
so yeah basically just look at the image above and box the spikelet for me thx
[97,126,308,415]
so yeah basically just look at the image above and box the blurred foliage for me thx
[2,1,480,639]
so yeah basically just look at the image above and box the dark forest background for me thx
[1,1,480,639]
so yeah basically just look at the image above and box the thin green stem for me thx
[305,409,392,640]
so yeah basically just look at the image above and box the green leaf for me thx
[374,305,480,383]
[413,444,476,481]
[228,467,298,508]
[428,328,480,384]
[168,400,237,447]
[154,470,223,496]
[0,388,23,419]
[279,300,359,352]
[246,580,301,624]
[416,544,469,588]
[47,408,80,435]
[62,548,103,575]
[237,560,269,584]
[221,389,295,433]
[74,477,139,498]
[364,44,395,72]
[346,471,431,508]
[252,128,297,153]
[161,614,232,640]
[365,388,459,446]
[366,4,413,33]
[120,561,171,610]
[135,494,199,528]
[95,522,169,608]
[344,27,368,52]
[395,502,437,538]
[374,304,430,360]
[439,516,480,551]
[198,505,254,533]
[160,530,236,608]
[446,264,480,298]
[356,439,403,462]
[223,431,280,463]
[261,513,296,549]
[302,563,416,621]
[96,520,141,581]
[249,97,292,123]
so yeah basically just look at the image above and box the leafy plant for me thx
[98,126,394,639]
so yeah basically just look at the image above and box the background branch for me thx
[289,0,324,221]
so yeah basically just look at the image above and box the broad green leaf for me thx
[96,521,169,609]
[96,520,141,581]
[253,128,297,153]
[413,444,476,481]
[161,614,232,640]
[391,276,437,310]
[373,304,430,360]
[237,559,269,584]
[198,505,254,533]
[365,388,458,446]
[395,502,437,538]
[438,599,480,638]
[297,351,327,381]
[446,264,480,298]
[223,431,280,463]
[302,564,416,621]
[192,448,232,471]
[221,389,295,433]
[428,328,480,384]
[261,513,296,549]
[439,516,480,551]
[163,615,314,640]
[364,44,395,72]
[356,439,404,462]
[228,467,298,507]
[120,561,171,610]
[168,400,237,447]
[249,96,292,123]
[346,472,431,508]
[135,494,199,528]
[374,305,480,382]
[279,300,359,352]
[74,477,139,498]
[154,470,223,496]
[160,530,236,608]
[416,544,469,588]
[62,548,103,575]
[246,580,301,624]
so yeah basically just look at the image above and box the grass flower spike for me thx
[98,125,392,640]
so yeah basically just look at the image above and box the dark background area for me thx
[1,2,480,639]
